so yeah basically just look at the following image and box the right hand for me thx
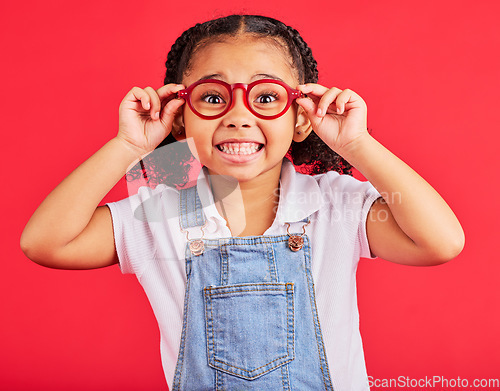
[117,84,186,156]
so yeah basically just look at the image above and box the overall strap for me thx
[179,185,207,230]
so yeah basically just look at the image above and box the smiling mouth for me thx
[216,142,264,155]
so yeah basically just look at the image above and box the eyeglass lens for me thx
[190,82,289,118]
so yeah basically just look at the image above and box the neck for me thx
[207,163,283,236]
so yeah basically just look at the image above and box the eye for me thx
[200,92,226,104]
[254,92,279,104]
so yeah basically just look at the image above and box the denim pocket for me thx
[203,282,295,380]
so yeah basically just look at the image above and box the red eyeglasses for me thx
[176,79,304,120]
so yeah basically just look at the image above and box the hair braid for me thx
[284,25,319,84]
[164,27,195,84]
[164,22,210,85]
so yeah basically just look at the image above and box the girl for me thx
[20,14,464,391]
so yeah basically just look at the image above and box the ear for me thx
[171,108,186,142]
[292,106,313,142]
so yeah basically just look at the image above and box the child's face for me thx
[177,35,307,184]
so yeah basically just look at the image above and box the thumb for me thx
[296,97,321,127]
[160,98,185,130]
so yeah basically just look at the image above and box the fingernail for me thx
[337,107,342,114]
[145,102,150,110]
[155,112,160,119]
[317,108,323,116]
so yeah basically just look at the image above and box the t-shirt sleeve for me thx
[105,184,169,276]
[357,184,382,259]
[322,171,381,260]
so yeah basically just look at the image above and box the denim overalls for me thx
[172,185,334,390]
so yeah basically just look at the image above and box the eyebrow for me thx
[253,73,285,82]
[197,73,285,83]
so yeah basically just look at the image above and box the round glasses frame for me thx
[175,79,305,120]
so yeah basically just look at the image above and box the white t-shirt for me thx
[106,159,380,391]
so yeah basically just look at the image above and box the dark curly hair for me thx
[126,14,352,187]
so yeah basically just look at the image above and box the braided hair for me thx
[126,15,352,187]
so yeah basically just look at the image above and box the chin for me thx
[216,170,259,183]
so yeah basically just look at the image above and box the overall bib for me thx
[172,186,334,390]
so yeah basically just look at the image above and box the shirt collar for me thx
[274,159,324,224]
[195,159,324,226]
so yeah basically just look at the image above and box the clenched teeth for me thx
[217,142,262,155]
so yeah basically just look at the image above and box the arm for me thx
[296,84,464,266]
[20,137,141,269]
[20,84,186,269]
[341,133,464,265]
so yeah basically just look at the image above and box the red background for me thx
[3,0,499,390]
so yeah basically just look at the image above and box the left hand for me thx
[296,84,369,155]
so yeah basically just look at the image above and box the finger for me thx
[297,83,330,97]
[144,86,161,120]
[297,84,342,116]
[156,83,185,98]
[157,84,186,111]
[317,87,343,117]
[295,95,317,117]
[296,84,324,107]
[148,84,186,121]
[295,95,323,128]
[334,89,364,115]
[159,98,185,129]
[128,87,151,111]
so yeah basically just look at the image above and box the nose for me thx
[222,87,254,128]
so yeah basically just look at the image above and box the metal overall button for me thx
[181,222,208,256]
[285,219,311,252]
